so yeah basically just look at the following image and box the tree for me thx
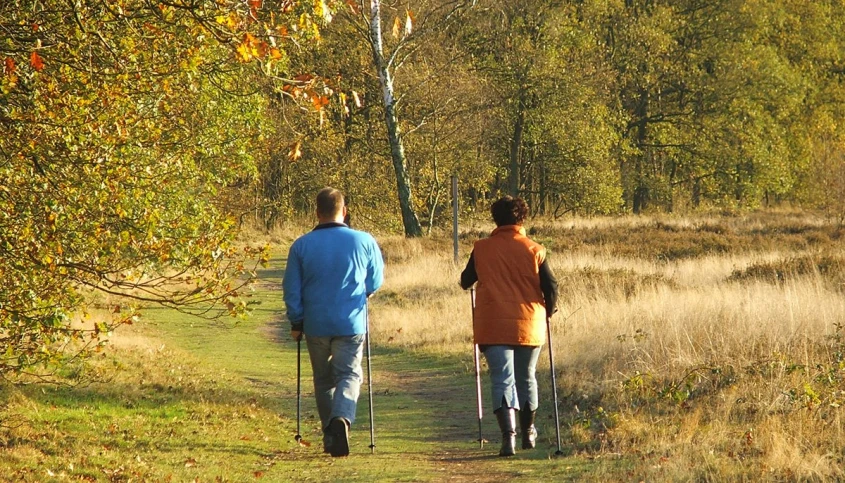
[458,1,623,214]
[604,0,816,212]
[0,0,325,381]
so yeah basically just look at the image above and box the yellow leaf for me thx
[288,141,302,161]
[236,42,252,62]
[392,16,400,38]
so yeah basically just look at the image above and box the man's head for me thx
[316,187,346,223]
[490,196,529,227]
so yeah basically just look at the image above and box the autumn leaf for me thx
[215,13,239,30]
[339,92,349,115]
[3,57,15,76]
[405,10,413,36]
[351,90,362,107]
[288,141,302,161]
[392,16,400,38]
[311,95,329,110]
[30,51,44,71]
[345,0,359,14]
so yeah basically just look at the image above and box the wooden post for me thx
[452,174,459,265]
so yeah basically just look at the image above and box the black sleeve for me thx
[539,258,559,315]
[460,251,478,289]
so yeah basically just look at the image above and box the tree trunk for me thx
[508,93,526,197]
[632,89,649,214]
[369,0,423,237]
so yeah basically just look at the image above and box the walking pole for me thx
[365,301,376,454]
[471,288,484,449]
[546,316,564,455]
[295,338,302,444]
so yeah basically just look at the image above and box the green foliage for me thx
[0,0,326,380]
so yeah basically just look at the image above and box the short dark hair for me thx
[316,187,344,218]
[490,196,528,226]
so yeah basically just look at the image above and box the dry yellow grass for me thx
[366,211,845,479]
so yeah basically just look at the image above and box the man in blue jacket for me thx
[283,187,384,457]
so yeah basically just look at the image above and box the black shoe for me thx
[322,432,332,453]
[495,408,516,457]
[328,418,350,457]
[519,409,537,449]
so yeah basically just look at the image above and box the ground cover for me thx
[4,210,845,481]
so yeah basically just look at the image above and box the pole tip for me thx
[295,435,302,441]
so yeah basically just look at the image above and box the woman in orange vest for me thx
[460,196,558,456]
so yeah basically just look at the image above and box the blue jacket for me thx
[283,222,384,337]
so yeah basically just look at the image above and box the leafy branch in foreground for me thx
[0,0,328,382]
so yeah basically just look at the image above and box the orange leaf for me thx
[248,0,262,7]
[30,51,44,71]
[311,95,329,110]
[345,0,359,14]
[3,57,15,76]
[293,73,314,83]
[269,48,283,60]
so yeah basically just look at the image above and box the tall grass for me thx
[372,210,845,479]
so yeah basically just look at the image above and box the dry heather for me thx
[370,210,845,480]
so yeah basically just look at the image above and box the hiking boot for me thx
[519,409,537,449]
[495,407,516,457]
[328,417,350,457]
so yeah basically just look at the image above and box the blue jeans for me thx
[483,345,542,412]
[306,334,365,430]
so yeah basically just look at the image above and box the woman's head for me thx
[490,196,529,226]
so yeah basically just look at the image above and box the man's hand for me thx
[291,330,303,342]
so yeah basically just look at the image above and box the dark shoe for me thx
[495,408,516,457]
[519,409,537,449]
[328,417,350,457]
[322,432,332,453]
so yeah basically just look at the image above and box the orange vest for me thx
[472,225,547,346]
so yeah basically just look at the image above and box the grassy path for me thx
[0,253,608,482]
[214,254,599,481]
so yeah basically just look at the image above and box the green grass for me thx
[0,253,612,482]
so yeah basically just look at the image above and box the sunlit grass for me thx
[3,210,845,480]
